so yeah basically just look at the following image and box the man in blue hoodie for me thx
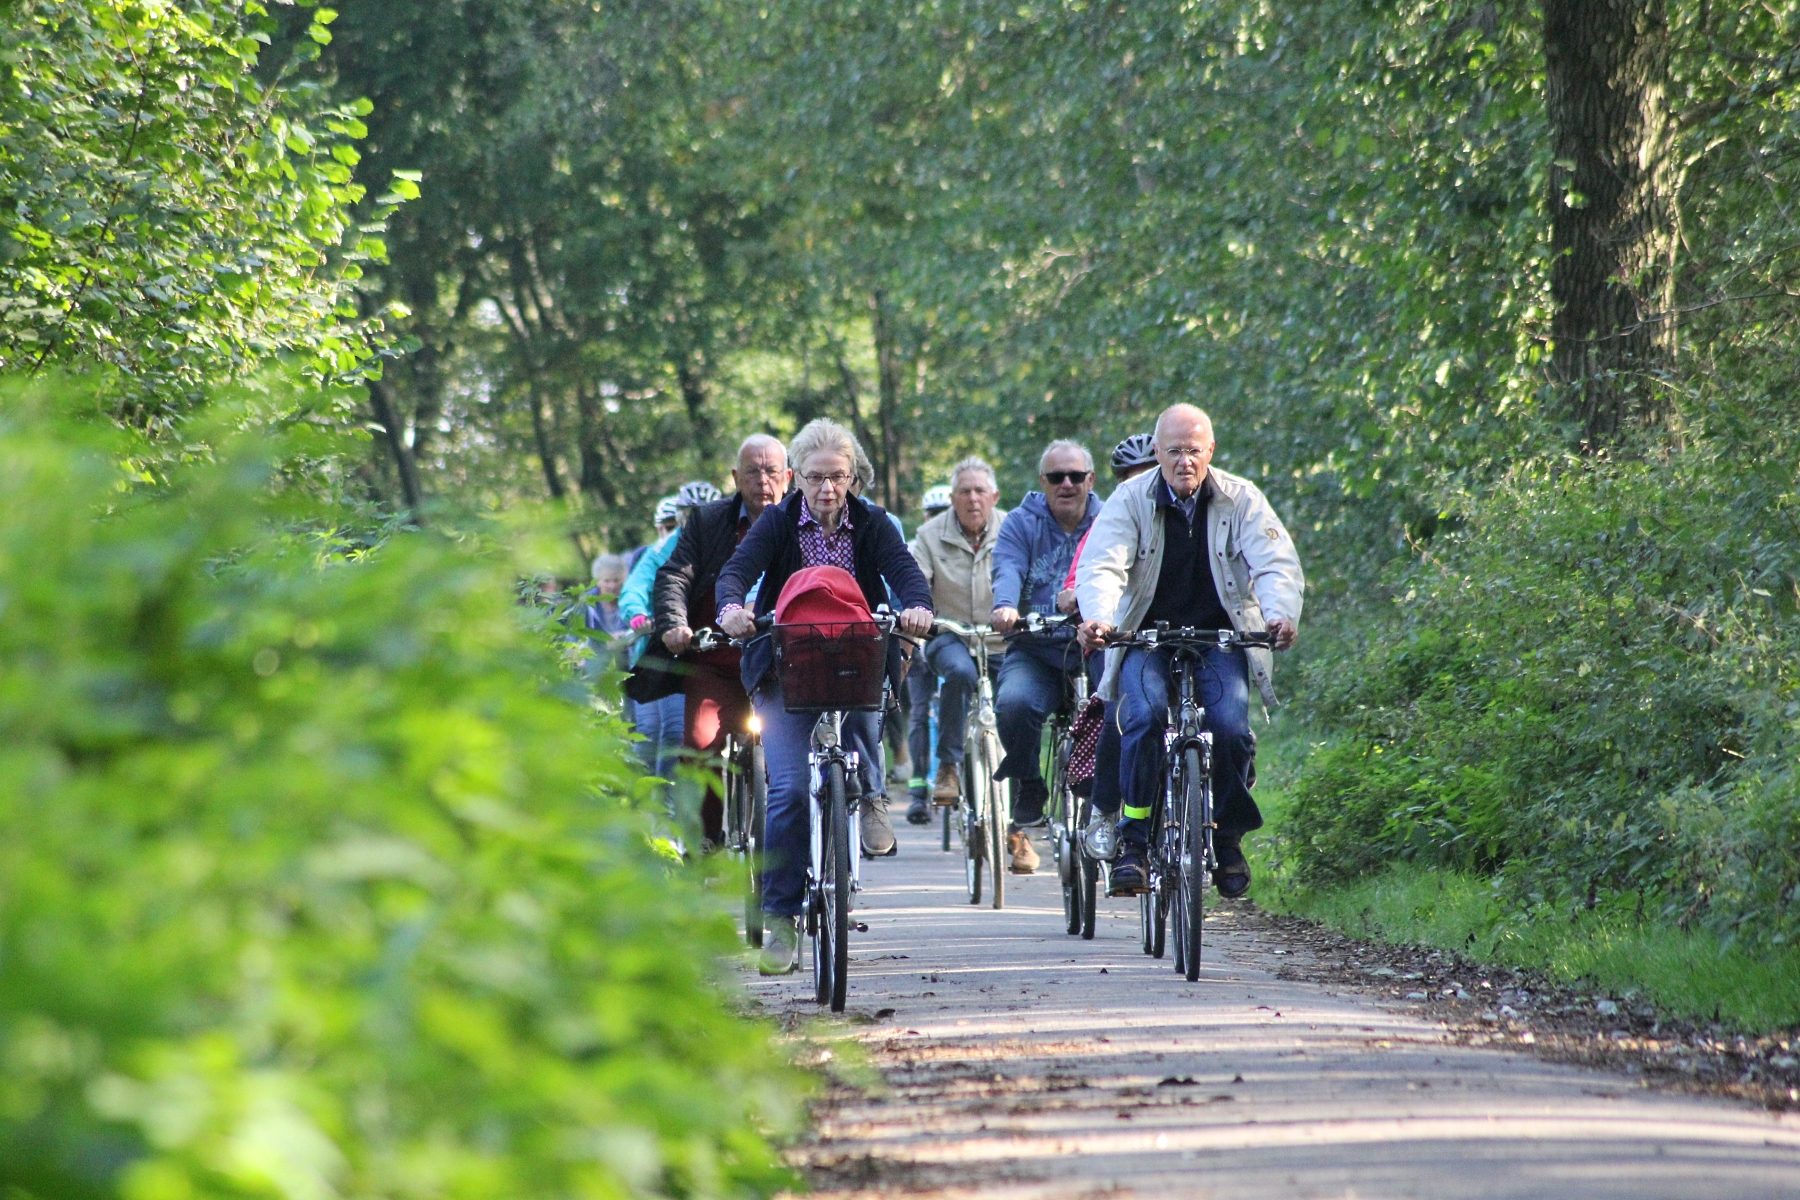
[990,439,1101,873]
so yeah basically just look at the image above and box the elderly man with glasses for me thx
[989,439,1102,873]
[1074,404,1303,900]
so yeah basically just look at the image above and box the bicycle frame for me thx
[927,617,1007,908]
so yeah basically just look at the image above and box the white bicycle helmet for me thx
[922,484,952,514]
[652,495,680,525]
[675,480,723,509]
[1110,432,1157,476]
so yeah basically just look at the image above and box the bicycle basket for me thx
[773,621,887,712]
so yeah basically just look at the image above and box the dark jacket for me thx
[653,493,753,638]
[716,491,933,696]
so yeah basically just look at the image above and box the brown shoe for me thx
[1008,830,1040,875]
[931,763,961,805]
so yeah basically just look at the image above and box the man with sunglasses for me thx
[654,434,792,849]
[990,439,1102,873]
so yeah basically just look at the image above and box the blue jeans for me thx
[995,635,1089,823]
[1115,646,1258,847]
[755,682,882,917]
[633,692,685,783]
[908,632,980,776]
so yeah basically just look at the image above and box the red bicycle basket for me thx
[773,621,887,712]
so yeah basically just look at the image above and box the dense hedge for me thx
[0,393,804,1199]
[1281,441,1800,951]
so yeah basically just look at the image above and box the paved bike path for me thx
[743,819,1800,1199]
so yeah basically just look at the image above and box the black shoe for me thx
[1010,777,1049,829]
[1109,845,1149,895]
[905,794,932,826]
[1214,838,1251,899]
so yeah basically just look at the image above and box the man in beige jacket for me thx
[904,457,1007,826]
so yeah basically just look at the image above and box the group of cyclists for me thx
[589,403,1304,980]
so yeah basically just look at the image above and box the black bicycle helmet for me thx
[1110,432,1156,476]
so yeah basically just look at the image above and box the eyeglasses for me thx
[737,465,787,479]
[1161,446,1210,461]
[800,471,853,487]
[1042,470,1091,486]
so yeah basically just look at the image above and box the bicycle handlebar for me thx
[928,616,998,641]
[1100,625,1277,650]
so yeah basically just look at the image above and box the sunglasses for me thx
[1042,470,1091,486]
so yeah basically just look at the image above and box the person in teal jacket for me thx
[620,499,685,781]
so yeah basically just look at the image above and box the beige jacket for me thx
[1074,466,1303,711]
[907,505,1008,652]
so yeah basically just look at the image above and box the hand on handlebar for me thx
[719,607,756,639]
[898,606,934,637]
[992,606,1020,634]
[1078,619,1115,652]
[1267,618,1298,651]
[662,624,694,654]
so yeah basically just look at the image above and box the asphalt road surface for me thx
[743,817,1800,1199]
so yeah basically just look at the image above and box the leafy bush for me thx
[1283,441,1800,950]
[0,392,805,1199]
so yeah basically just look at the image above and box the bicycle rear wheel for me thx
[1177,744,1207,980]
[812,760,851,1011]
[743,741,767,948]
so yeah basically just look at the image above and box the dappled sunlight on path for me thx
[742,820,1800,1199]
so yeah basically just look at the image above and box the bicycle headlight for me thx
[746,712,763,736]
[812,714,840,749]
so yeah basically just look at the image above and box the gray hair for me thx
[1037,439,1095,475]
[788,417,864,479]
[949,456,998,492]
[591,552,626,581]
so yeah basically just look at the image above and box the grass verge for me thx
[1252,715,1800,1033]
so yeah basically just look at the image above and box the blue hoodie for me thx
[991,490,1102,620]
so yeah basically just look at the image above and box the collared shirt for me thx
[797,495,856,572]
[1155,470,1215,525]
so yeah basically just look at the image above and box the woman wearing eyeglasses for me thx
[717,418,934,975]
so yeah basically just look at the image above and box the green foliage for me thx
[0,384,805,1199]
[1283,442,1800,951]
[0,0,401,426]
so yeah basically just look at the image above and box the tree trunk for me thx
[1543,0,1679,450]
[870,289,903,510]
[676,358,717,461]
[367,377,424,522]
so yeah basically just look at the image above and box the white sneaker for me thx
[1081,812,1119,861]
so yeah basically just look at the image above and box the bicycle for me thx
[1044,647,1094,938]
[926,617,1008,909]
[690,628,767,947]
[769,610,898,1011]
[1099,625,1275,980]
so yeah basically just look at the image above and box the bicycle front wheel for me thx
[962,757,985,905]
[1177,744,1207,980]
[812,760,851,1011]
[983,739,1006,910]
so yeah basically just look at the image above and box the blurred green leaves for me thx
[0,381,805,1199]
